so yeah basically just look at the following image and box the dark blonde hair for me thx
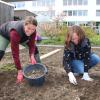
[65,25,85,48]
[24,16,37,26]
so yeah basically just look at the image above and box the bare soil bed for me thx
[0,46,100,100]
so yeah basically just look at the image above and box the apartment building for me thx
[12,0,100,28]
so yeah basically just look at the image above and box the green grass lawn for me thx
[39,35,100,46]
[90,35,100,46]
[39,36,65,45]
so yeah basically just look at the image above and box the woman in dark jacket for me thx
[63,25,100,85]
[0,16,41,83]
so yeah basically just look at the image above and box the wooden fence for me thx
[0,1,14,25]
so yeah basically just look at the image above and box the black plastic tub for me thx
[23,63,48,86]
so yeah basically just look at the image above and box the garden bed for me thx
[0,46,100,100]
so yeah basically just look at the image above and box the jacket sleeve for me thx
[27,32,36,57]
[63,47,73,73]
[82,38,91,72]
[35,32,42,41]
[10,30,21,70]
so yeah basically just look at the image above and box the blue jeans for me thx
[70,53,100,73]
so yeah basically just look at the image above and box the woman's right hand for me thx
[16,70,23,83]
[68,72,77,85]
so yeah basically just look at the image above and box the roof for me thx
[0,0,14,7]
[2,0,35,2]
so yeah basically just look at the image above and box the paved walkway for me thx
[5,45,100,53]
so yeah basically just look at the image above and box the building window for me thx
[96,10,100,16]
[73,0,77,5]
[96,0,100,5]
[83,0,88,5]
[45,0,50,6]
[78,10,82,16]
[13,2,25,8]
[63,0,88,6]
[68,10,72,16]
[73,10,77,16]
[78,0,82,5]
[64,10,87,16]
[42,0,46,6]
[68,0,72,5]
[51,0,55,6]
[63,11,67,16]
[78,10,88,16]
[37,0,43,6]
[45,0,55,6]
[68,21,75,26]
[32,1,36,6]
[78,0,88,5]
[76,0,88,5]
[63,0,67,6]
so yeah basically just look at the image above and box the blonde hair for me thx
[65,25,85,48]
[24,16,37,26]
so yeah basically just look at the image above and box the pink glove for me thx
[16,70,23,83]
[30,55,36,64]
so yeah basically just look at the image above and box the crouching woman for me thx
[63,25,100,85]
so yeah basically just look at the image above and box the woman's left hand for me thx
[82,72,93,81]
